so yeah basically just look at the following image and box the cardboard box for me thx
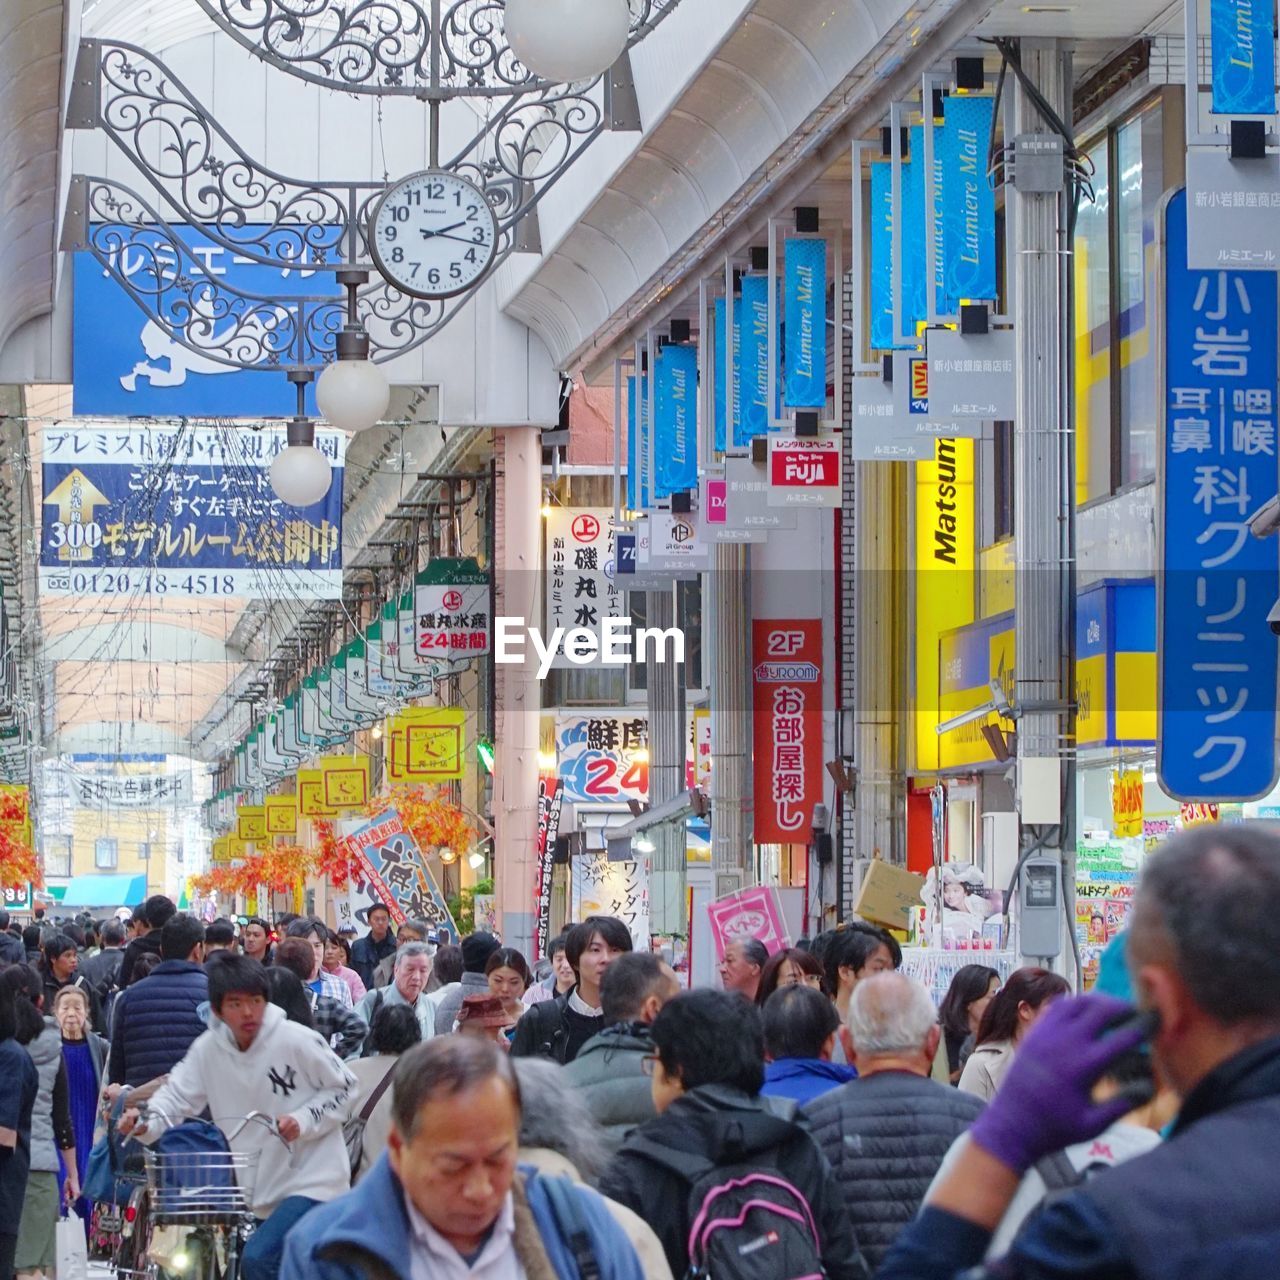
[852,859,926,931]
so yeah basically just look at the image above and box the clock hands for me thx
[418,229,493,250]
[418,220,468,240]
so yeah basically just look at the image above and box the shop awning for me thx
[58,874,147,908]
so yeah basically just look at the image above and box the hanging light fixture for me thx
[316,269,391,434]
[504,0,631,84]
[270,417,332,507]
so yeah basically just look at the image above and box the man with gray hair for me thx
[356,941,436,1041]
[804,971,985,1272]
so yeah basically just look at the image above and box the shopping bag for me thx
[56,1215,88,1280]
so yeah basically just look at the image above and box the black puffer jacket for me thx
[599,1083,869,1280]
[803,1070,984,1272]
[107,960,209,1087]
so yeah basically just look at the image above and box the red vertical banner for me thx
[532,777,563,961]
[752,619,824,844]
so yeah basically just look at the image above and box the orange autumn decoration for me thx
[193,841,316,899]
[314,819,364,888]
[0,825,42,892]
[364,786,474,863]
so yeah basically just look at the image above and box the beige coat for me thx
[348,1054,400,1180]
[957,1038,1015,1101]
[519,1147,675,1280]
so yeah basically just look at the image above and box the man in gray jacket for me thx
[432,932,499,1035]
[804,971,984,1272]
[561,952,680,1154]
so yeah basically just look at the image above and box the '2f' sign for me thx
[766,630,807,657]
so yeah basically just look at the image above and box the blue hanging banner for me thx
[739,274,774,443]
[869,163,895,351]
[1158,188,1280,801]
[654,343,698,496]
[714,297,742,454]
[939,97,998,314]
[626,375,651,510]
[930,120,946,314]
[1210,0,1276,116]
[783,238,828,409]
[902,129,928,340]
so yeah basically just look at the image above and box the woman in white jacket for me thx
[121,955,358,1280]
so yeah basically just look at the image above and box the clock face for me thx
[369,171,499,299]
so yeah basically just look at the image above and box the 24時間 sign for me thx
[752,620,824,843]
[1157,189,1279,801]
[40,425,345,598]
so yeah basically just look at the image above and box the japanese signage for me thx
[414,558,490,660]
[739,275,777,440]
[894,352,978,439]
[646,511,710,572]
[767,436,842,507]
[706,885,790,964]
[926,328,1017,421]
[1158,189,1279,801]
[654,343,698,497]
[714,296,742,453]
[39,424,345,599]
[386,707,466,783]
[938,96,998,314]
[721,457,796,532]
[2,884,33,913]
[692,707,712,789]
[1210,0,1275,116]
[571,849,650,951]
[533,776,564,961]
[319,756,372,810]
[544,508,625,669]
[236,805,267,843]
[297,769,339,818]
[69,773,186,806]
[344,809,458,940]
[1111,770,1145,839]
[1186,149,1280,271]
[784,237,828,409]
[265,795,297,836]
[850,372,934,462]
[556,712,650,804]
[73,224,339,417]
[752,619,824,843]
[1180,801,1221,827]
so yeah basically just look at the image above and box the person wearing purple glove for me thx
[876,824,1280,1280]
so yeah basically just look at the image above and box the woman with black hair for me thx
[484,946,532,1027]
[265,966,316,1029]
[957,966,1071,1100]
[937,964,1001,1084]
[0,979,39,1280]
[3,965,78,1280]
[40,933,101,1030]
[347,1004,421,1182]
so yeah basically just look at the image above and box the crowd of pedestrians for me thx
[0,822,1277,1279]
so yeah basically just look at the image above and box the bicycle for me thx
[119,1111,290,1280]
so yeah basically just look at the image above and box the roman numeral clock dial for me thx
[369,171,499,299]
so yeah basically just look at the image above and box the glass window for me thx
[45,836,71,878]
[95,837,118,870]
[138,842,151,862]
[1074,137,1112,503]
[1116,106,1163,486]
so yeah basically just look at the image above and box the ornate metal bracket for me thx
[189,0,682,99]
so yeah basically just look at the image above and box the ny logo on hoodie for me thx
[268,1065,298,1097]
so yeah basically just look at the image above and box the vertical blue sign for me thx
[939,97,998,314]
[902,130,927,339]
[626,375,651,510]
[784,238,828,409]
[654,343,698,496]
[870,161,922,350]
[1210,0,1276,115]
[714,297,741,454]
[1158,188,1280,801]
[739,274,774,443]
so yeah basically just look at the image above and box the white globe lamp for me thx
[270,420,333,507]
[316,329,391,434]
[504,0,632,84]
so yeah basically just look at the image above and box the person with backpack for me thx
[119,954,358,1280]
[281,1036,646,1280]
[346,1003,420,1182]
[599,988,868,1280]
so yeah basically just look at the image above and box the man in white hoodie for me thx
[121,954,358,1280]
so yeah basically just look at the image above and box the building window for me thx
[1074,97,1167,501]
[138,842,151,863]
[95,837,118,870]
[45,836,72,879]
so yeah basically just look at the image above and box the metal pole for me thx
[709,541,751,891]
[646,585,686,934]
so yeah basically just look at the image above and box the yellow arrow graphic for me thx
[44,468,111,563]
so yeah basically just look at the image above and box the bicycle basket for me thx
[144,1123,258,1224]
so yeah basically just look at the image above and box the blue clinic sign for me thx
[714,296,741,453]
[39,424,345,599]
[1210,0,1276,116]
[626,375,651,511]
[654,343,698,497]
[73,225,341,417]
[784,237,827,409]
[739,274,777,442]
[1158,189,1280,800]
[939,96,998,314]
